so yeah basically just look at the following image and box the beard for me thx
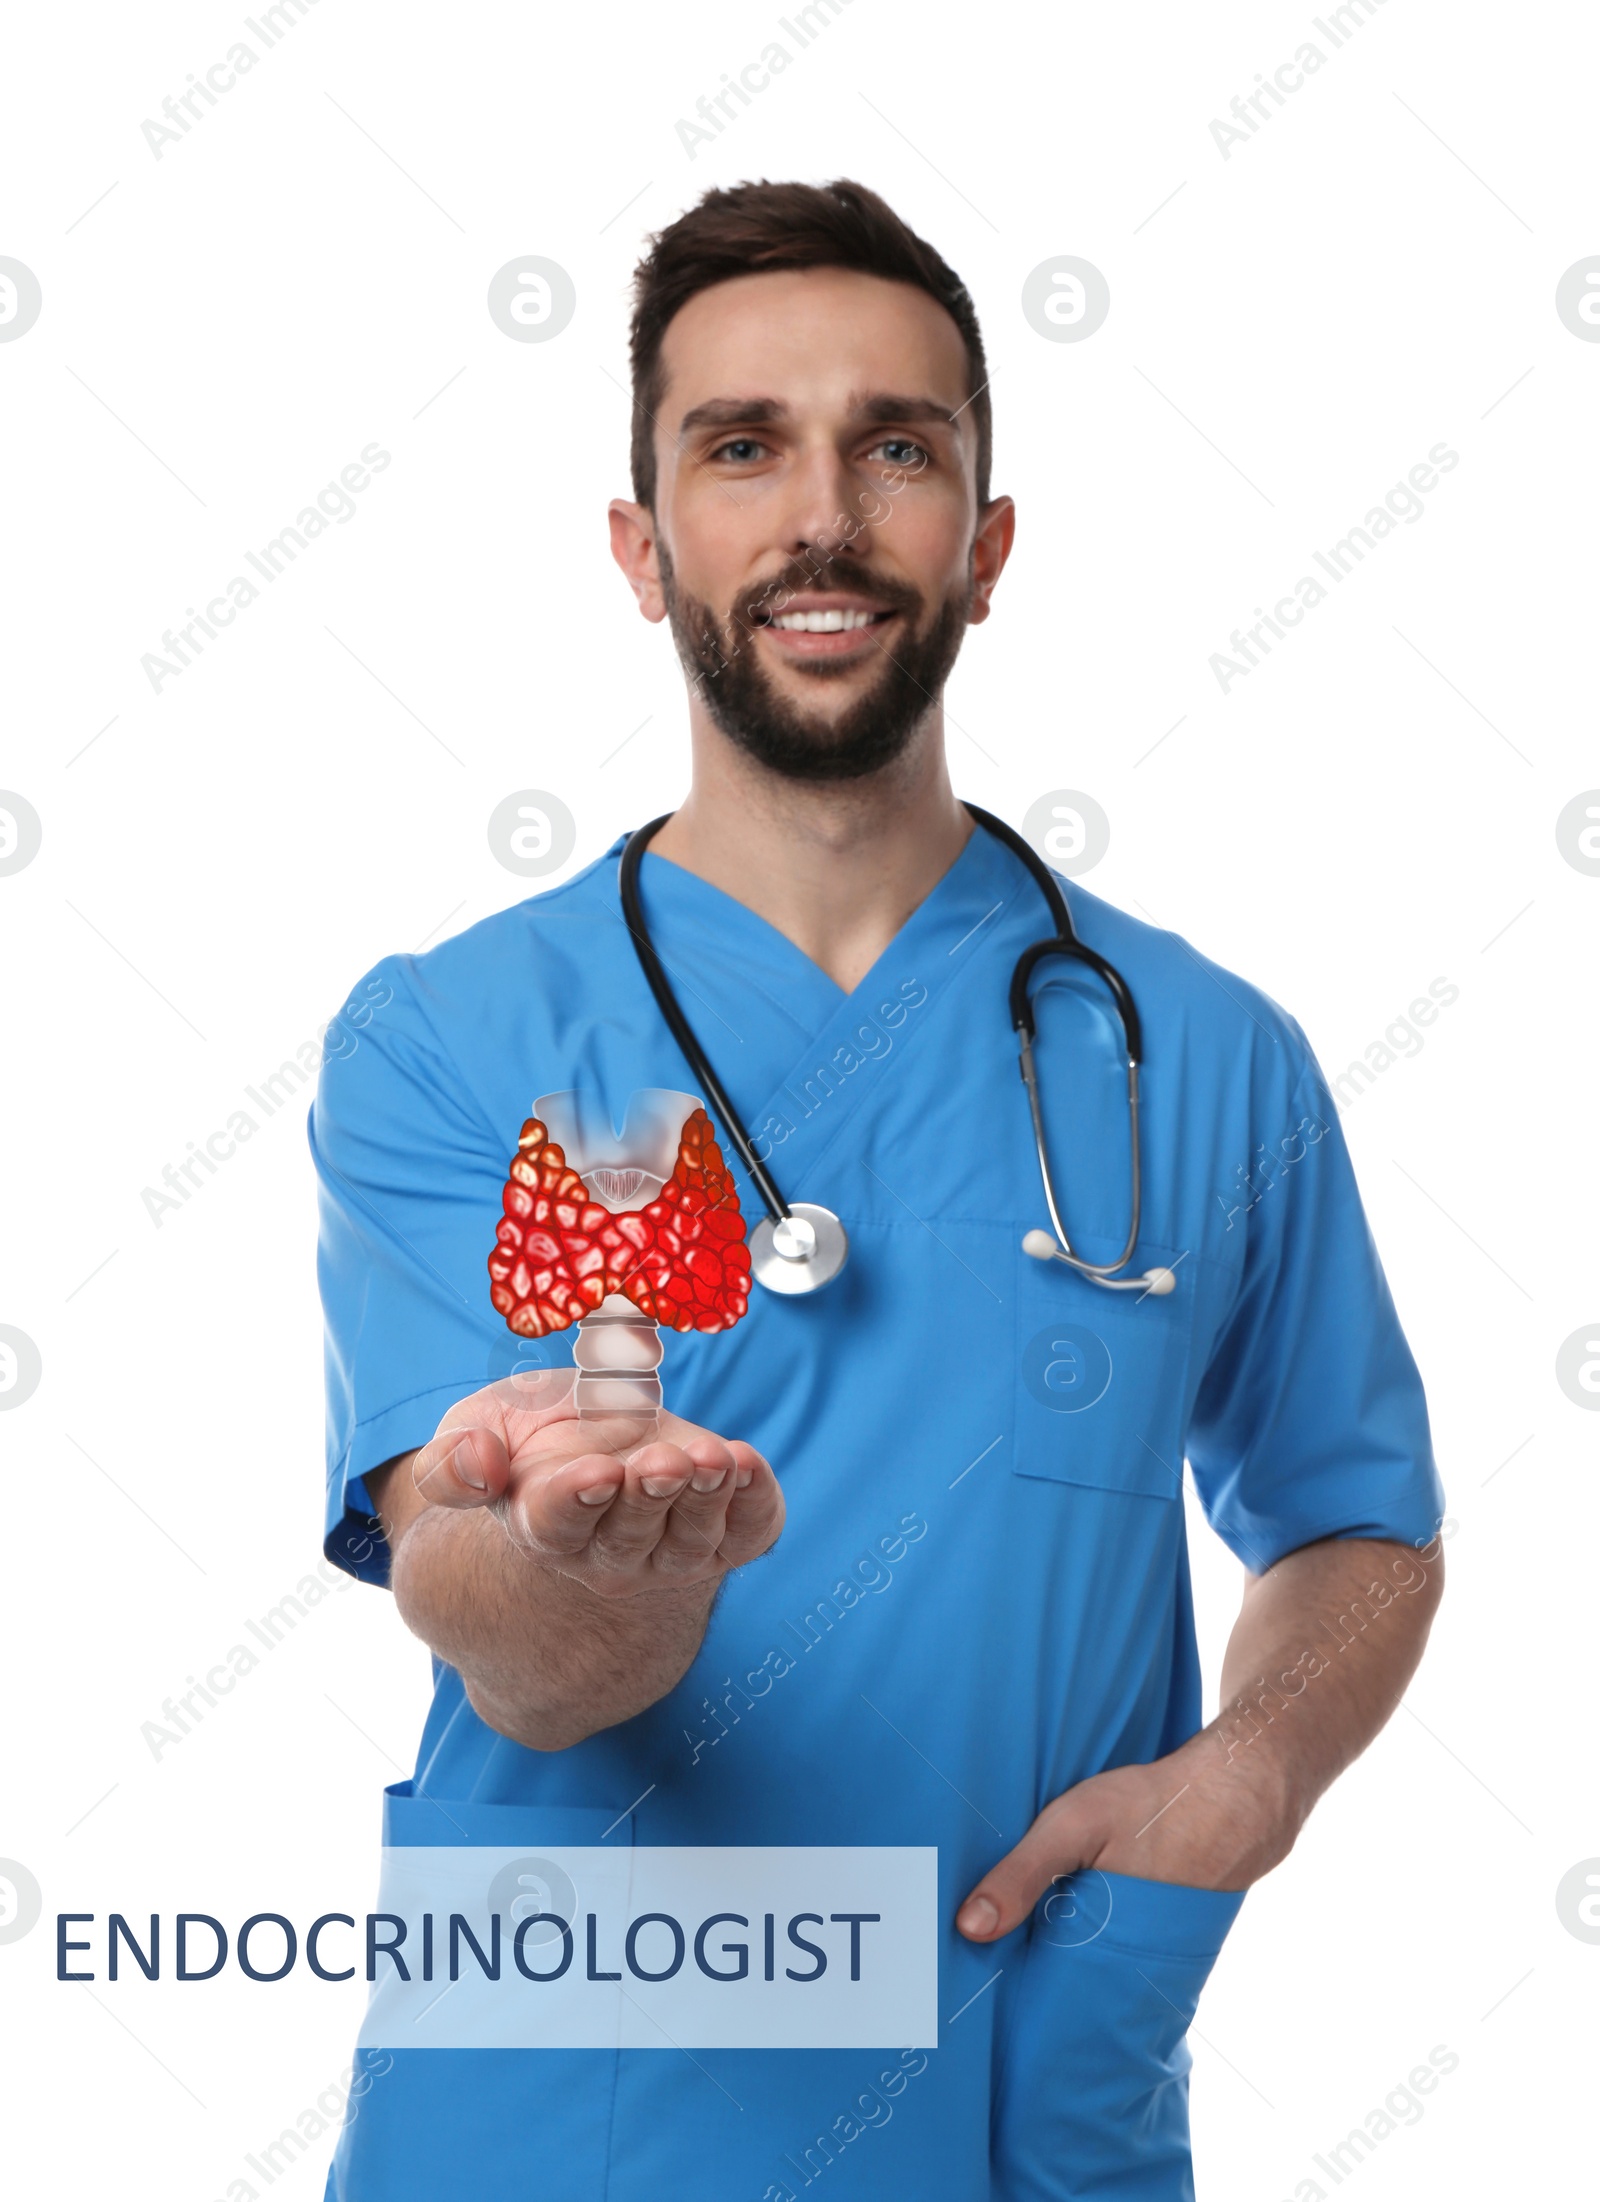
[658,545,972,784]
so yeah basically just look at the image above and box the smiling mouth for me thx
[745,593,908,660]
[757,606,897,634]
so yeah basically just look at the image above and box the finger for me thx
[586,1442,700,1570]
[714,1446,785,1566]
[956,1794,1100,1943]
[421,1373,579,1476]
[504,1451,632,1556]
[656,1414,762,1491]
[650,1435,742,1569]
[412,1424,512,1509]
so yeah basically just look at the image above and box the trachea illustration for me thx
[488,1087,751,1443]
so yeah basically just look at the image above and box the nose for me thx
[777,437,877,566]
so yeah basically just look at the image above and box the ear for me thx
[967,494,1016,627]
[609,499,667,623]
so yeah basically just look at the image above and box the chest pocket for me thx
[1010,1236,1196,1499]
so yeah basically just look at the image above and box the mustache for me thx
[737,559,923,632]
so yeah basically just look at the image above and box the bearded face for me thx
[659,543,973,784]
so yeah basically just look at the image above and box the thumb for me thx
[956,1791,1101,1943]
[412,1423,511,1510]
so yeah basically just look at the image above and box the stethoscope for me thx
[618,804,1175,1298]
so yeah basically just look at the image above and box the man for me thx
[312,179,1444,2200]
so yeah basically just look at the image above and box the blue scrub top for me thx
[311,825,1442,2201]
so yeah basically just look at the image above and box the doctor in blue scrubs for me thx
[311,179,1445,2199]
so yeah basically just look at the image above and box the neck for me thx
[648,707,973,992]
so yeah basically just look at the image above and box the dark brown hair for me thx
[628,178,991,510]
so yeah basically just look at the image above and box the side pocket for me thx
[992,1870,1244,2201]
[329,1785,634,2202]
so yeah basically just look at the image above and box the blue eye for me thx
[873,438,928,467]
[714,438,765,463]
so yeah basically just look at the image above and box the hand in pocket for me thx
[957,1742,1288,1943]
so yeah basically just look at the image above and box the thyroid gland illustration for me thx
[488,1087,752,1437]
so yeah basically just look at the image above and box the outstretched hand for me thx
[409,1370,784,1597]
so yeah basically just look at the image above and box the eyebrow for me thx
[854,392,960,431]
[676,391,962,439]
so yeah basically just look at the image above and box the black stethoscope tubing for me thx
[618,804,1159,1292]
[618,816,793,1225]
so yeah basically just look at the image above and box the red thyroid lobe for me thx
[487,1105,753,1338]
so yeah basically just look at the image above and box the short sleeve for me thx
[310,957,507,1585]
[1185,1050,1444,1572]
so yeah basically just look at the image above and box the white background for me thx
[1,2,1595,2196]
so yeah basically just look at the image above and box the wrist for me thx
[1204,1676,1322,1827]
[1172,1717,1308,1884]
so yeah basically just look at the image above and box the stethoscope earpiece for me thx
[1022,1228,1176,1297]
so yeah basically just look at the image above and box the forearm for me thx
[955,1528,1445,1935]
[384,1476,719,1751]
[1175,1531,1445,1875]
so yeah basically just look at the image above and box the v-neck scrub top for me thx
[311,826,1442,2201]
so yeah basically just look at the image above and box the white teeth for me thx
[770,608,883,632]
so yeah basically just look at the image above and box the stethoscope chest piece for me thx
[748,1203,850,1295]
